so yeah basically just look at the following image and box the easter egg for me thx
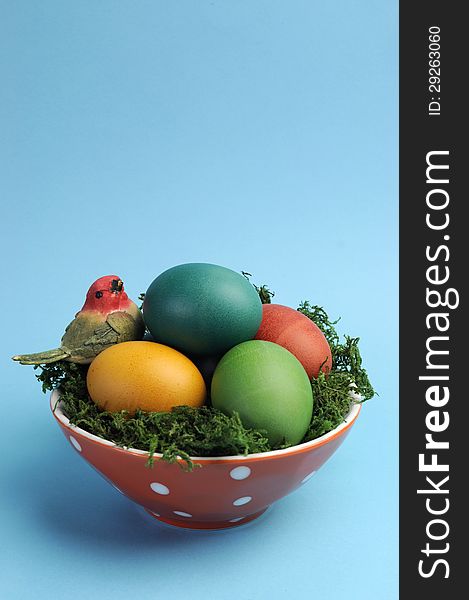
[143,263,262,356]
[211,340,313,445]
[86,341,206,414]
[190,354,221,393]
[254,304,332,378]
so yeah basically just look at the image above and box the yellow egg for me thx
[86,341,206,414]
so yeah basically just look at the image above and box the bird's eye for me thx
[95,291,103,299]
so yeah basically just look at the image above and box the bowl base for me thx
[145,507,269,530]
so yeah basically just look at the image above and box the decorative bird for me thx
[12,275,145,365]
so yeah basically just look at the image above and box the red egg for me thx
[254,304,332,378]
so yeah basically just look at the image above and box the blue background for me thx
[0,1,397,599]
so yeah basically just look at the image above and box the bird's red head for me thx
[81,275,131,314]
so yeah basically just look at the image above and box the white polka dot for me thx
[301,470,316,484]
[230,466,251,480]
[233,496,252,506]
[69,436,82,452]
[173,511,192,518]
[229,517,245,523]
[150,482,170,495]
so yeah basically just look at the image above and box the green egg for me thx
[143,263,262,356]
[211,340,314,446]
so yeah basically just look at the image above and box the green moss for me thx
[34,280,375,470]
[242,272,274,304]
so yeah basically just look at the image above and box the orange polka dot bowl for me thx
[50,390,361,530]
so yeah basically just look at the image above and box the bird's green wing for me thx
[60,310,144,363]
[83,311,140,346]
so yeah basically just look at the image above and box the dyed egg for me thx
[143,263,262,356]
[190,354,221,393]
[254,304,332,378]
[86,341,206,414]
[211,340,313,445]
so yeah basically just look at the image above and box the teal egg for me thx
[143,263,262,356]
[211,340,314,445]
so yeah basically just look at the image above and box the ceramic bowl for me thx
[50,389,361,530]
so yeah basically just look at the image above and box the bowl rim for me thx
[50,388,361,462]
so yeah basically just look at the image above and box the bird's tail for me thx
[11,348,70,365]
